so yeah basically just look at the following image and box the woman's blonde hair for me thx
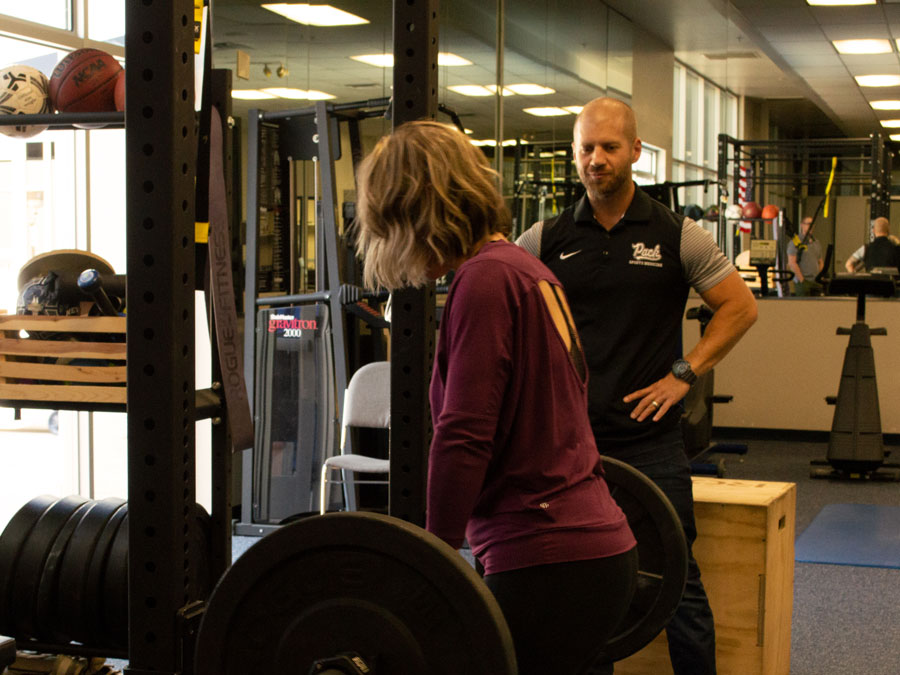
[354,120,511,289]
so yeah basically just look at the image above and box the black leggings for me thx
[483,548,638,675]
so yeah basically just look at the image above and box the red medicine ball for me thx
[50,48,123,113]
[761,204,780,221]
[741,201,762,219]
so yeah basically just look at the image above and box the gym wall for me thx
[684,296,900,434]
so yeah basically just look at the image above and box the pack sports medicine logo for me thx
[629,242,663,268]
[268,313,317,338]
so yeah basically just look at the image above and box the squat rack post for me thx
[389,0,440,527]
[125,0,200,672]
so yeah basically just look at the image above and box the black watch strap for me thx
[672,358,697,386]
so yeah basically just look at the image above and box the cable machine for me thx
[716,133,893,277]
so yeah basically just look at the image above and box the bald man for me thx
[845,217,900,272]
[517,97,757,674]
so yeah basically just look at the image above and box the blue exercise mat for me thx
[795,503,900,568]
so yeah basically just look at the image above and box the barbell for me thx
[193,456,687,673]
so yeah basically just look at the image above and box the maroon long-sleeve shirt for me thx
[427,240,635,575]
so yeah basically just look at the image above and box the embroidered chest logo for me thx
[629,242,664,268]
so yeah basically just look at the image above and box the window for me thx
[634,141,664,185]
[673,62,740,234]
[0,1,71,30]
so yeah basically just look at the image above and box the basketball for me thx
[50,48,122,113]
[114,69,125,112]
[741,201,762,219]
[761,204,780,221]
[0,65,51,138]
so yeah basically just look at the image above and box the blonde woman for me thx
[355,120,637,675]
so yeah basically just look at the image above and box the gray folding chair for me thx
[319,361,390,514]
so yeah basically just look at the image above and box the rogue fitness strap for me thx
[207,105,253,452]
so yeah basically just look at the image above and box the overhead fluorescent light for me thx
[485,85,515,96]
[879,119,900,127]
[438,53,473,66]
[870,100,900,110]
[855,75,900,87]
[891,134,900,141]
[350,52,472,67]
[305,89,336,100]
[262,3,369,26]
[448,85,494,97]
[470,139,518,147]
[351,54,394,67]
[563,105,584,114]
[523,107,572,117]
[808,0,875,5]
[833,39,892,55]
[260,87,336,100]
[261,87,310,99]
[505,84,555,95]
[232,90,278,100]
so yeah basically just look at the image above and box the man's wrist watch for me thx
[672,359,697,386]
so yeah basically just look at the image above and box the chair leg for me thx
[342,468,357,512]
[319,463,330,515]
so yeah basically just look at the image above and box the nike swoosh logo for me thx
[559,250,582,260]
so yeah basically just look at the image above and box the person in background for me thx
[517,97,758,675]
[353,119,638,675]
[786,215,824,296]
[845,216,900,272]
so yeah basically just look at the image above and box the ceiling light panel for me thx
[879,119,900,127]
[262,4,369,26]
[856,75,900,86]
[448,85,494,96]
[232,90,278,100]
[350,53,471,67]
[870,100,900,109]
[832,39,892,54]
[807,0,876,5]
[523,107,572,117]
[261,87,311,99]
[505,84,556,95]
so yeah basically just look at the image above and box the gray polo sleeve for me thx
[515,221,543,257]
[681,217,736,293]
[849,244,865,262]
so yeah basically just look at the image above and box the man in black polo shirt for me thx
[844,216,900,272]
[517,97,757,674]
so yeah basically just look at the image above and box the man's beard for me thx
[583,165,629,199]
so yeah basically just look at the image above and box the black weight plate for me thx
[599,456,688,663]
[0,494,56,634]
[102,510,128,649]
[9,495,89,640]
[56,497,125,644]
[84,501,127,647]
[189,503,212,602]
[34,499,97,642]
[1,635,14,669]
[194,512,517,675]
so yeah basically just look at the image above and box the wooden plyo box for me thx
[0,314,127,406]
[616,477,796,675]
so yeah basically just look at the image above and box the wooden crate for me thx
[616,477,796,675]
[0,314,127,406]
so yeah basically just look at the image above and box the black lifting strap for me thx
[207,106,254,451]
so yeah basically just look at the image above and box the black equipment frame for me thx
[716,133,893,264]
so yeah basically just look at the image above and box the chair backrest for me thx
[342,361,391,431]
